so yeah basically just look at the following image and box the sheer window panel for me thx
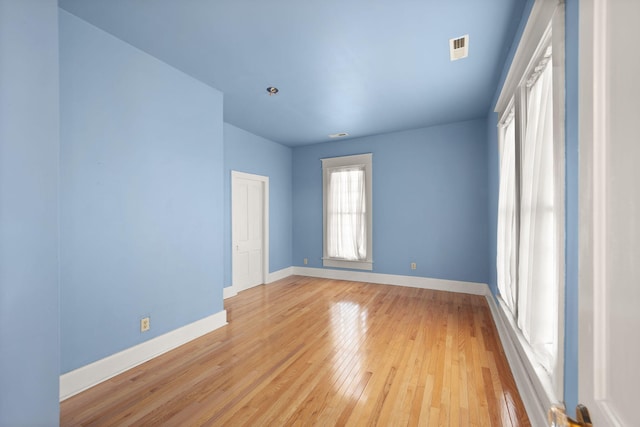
[517,57,558,375]
[497,108,518,315]
[326,166,366,261]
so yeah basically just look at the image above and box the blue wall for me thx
[486,0,580,408]
[223,123,293,286]
[0,1,61,425]
[59,11,225,373]
[292,120,490,284]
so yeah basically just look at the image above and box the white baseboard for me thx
[267,266,294,283]
[224,267,295,299]
[485,296,548,426]
[291,266,491,296]
[223,285,237,299]
[60,310,228,401]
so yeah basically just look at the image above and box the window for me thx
[322,153,373,270]
[494,0,565,407]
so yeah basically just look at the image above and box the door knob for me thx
[548,404,592,427]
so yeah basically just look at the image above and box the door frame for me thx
[231,170,269,293]
[579,0,631,424]
[578,0,600,415]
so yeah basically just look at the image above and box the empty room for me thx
[2,0,639,426]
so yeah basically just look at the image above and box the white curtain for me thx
[517,58,557,374]
[497,113,517,314]
[326,166,366,261]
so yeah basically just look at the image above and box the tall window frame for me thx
[322,153,373,271]
[494,0,566,409]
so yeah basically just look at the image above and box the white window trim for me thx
[494,0,566,408]
[321,153,373,270]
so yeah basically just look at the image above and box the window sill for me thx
[496,297,561,405]
[322,258,373,271]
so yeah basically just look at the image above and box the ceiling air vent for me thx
[449,35,469,61]
[328,132,349,138]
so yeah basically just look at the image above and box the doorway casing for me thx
[230,170,269,296]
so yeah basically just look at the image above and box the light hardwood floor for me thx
[60,276,530,426]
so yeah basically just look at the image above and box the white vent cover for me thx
[449,35,469,61]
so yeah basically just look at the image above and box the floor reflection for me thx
[329,301,369,399]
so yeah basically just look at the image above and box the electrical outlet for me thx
[411,262,417,270]
[303,258,308,265]
[140,317,150,332]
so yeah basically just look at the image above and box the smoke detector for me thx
[449,35,469,61]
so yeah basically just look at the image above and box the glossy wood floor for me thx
[61,276,530,426]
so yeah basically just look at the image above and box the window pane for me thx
[518,58,557,374]
[327,167,366,261]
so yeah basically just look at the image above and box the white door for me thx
[232,171,268,292]
[579,0,640,425]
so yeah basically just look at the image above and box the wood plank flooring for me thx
[60,276,530,426]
